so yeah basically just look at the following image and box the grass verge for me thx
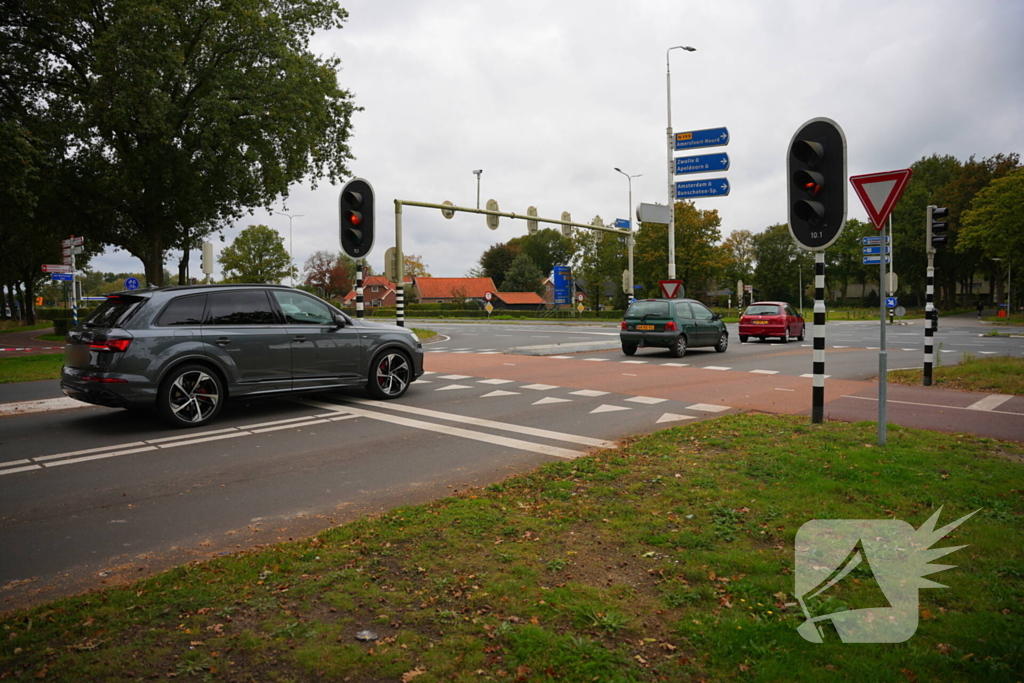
[887,353,1024,394]
[411,327,437,341]
[0,354,65,384]
[0,322,52,334]
[2,414,1022,682]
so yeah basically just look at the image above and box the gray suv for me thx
[61,284,424,427]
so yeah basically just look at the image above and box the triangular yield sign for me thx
[658,280,683,298]
[849,169,913,230]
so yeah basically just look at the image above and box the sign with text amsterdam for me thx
[676,178,730,199]
[674,127,729,151]
[675,152,730,176]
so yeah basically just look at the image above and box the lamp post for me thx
[614,167,641,300]
[666,45,696,280]
[472,169,483,209]
[275,211,303,286]
[993,257,1012,319]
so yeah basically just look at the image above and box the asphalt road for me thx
[1,313,1022,611]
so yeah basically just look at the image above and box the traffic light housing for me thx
[339,178,375,258]
[787,118,847,251]
[927,205,949,251]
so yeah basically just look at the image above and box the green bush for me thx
[52,319,73,335]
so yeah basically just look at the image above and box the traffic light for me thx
[927,205,949,250]
[201,241,213,275]
[787,118,847,251]
[339,178,375,258]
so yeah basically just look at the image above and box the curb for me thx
[507,340,622,356]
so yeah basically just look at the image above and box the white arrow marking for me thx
[533,397,572,406]
[590,404,631,414]
[656,413,698,424]
[480,390,520,398]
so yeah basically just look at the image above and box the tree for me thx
[752,224,802,302]
[302,250,351,299]
[960,167,1024,306]
[219,225,292,284]
[1,0,359,286]
[402,254,431,279]
[478,243,521,289]
[518,228,574,280]
[719,230,756,294]
[634,201,723,300]
[501,253,545,294]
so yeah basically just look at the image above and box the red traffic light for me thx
[347,212,362,226]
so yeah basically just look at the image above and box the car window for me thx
[206,290,278,325]
[84,295,146,328]
[675,302,694,319]
[691,303,714,320]
[156,294,207,327]
[625,301,670,318]
[745,304,781,316]
[271,291,334,325]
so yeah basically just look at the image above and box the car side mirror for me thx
[712,313,721,321]
[333,313,346,328]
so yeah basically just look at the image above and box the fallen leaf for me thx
[401,667,426,682]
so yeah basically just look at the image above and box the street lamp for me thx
[275,211,303,286]
[993,257,1012,319]
[666,45,696,280]
[472,169,483,209]
[614,167,641,300]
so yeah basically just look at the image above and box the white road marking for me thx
[662,363,689,367]
[480,390,520,398]
[582,358,610,362]
[703,366,731,371]
[533,397,572,405]
[338,397,617,448]
[775,388,796,392]
[590,404,631,414]
[478,378,515,384]
[570,389,609,397]
[657,413,697,424]
[687,403,730,413]
[840,395,1023,416]
[625,396,667,404]
[521,383,559,390]
[549,355,575,359]
[750,369,779,375]
[435,384,474,391]
[438,374,472,379]
[620,360,648,364]
[965,394,1014,411]
[298,399,586,460]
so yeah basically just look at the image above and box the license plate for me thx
[753,320,769,324]
[636,324,655,331]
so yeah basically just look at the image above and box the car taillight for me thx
[665,321,677,331]
[89,338,132,352]
[621,321,627,330]
[81,375,128,383]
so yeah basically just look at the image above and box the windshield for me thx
[625,301,670,318]
[744,304,781,316]
[84,295,147,328]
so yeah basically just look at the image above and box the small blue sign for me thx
[614,218,631,230]
[886,297,898,308]
[675,178,730,199]
[861,235,890,245]
[125,277,140,291]
[674,152,730,175]
[674,127,729,151]
[862,246,891,255]
[553,265,571,305]
[51,273,73,281]
[862,256,891,265]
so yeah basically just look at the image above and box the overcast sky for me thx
[90,0,1024,283]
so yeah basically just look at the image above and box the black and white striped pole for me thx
[394,200,405,328]
[923,257,935,385]
[355,263,364,319]
[787,118,847,425]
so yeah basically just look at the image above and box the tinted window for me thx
[156,295,207,327]
[745,304,781,316]
[691,303,714,320]
[206,291,278,325]
[271,291,334,325]
[84,295,146,328]
[626,301,670,318]
[675,302,694,319]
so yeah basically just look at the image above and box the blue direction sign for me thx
[861,235,890,245]
[674,127,729,151]
[553,265,571,305]
[863,256,891,265]
[125,277,140,290]
[675,152,730,176]
[675,178,730,199]
[51,273,73,281]
[614,218,630,230]
[862,246,891,255]
[886,297,898,308]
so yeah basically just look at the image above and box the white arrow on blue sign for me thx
[886,297,898,308]
[861,235,890,245]
[863,256,891,265]
[674,152,730,175]
[862,246,891,255]
[674,127,729,151]
[676,178,730,199]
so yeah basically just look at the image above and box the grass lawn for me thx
[1,414,1021,682]
[887,354,1024,394]
[0,354,65,384]
[0,321,52,334]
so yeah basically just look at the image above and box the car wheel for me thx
[158,364,223,428]
[782,329,790,343]
[796,325,805,342]
[714,332,728,353]
[622,343,638,356]
[739,335,748,343]
[367,350,412,400]
[670,335,687,358]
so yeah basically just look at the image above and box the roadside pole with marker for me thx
[46,235,85,326]
[850,168,914,446]
[670,127,731,280]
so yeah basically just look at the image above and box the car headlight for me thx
[409,331,420,343]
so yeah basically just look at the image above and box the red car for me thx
[738,301,805,343]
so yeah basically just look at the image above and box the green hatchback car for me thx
[619,298,728,357]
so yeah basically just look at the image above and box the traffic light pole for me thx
[392,199,632,327]
[923,253,935,386]
[878,221,888,445]
[812,252,826,424]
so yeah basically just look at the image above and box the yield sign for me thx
[849,169,913,230]
[658,280,685,299]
